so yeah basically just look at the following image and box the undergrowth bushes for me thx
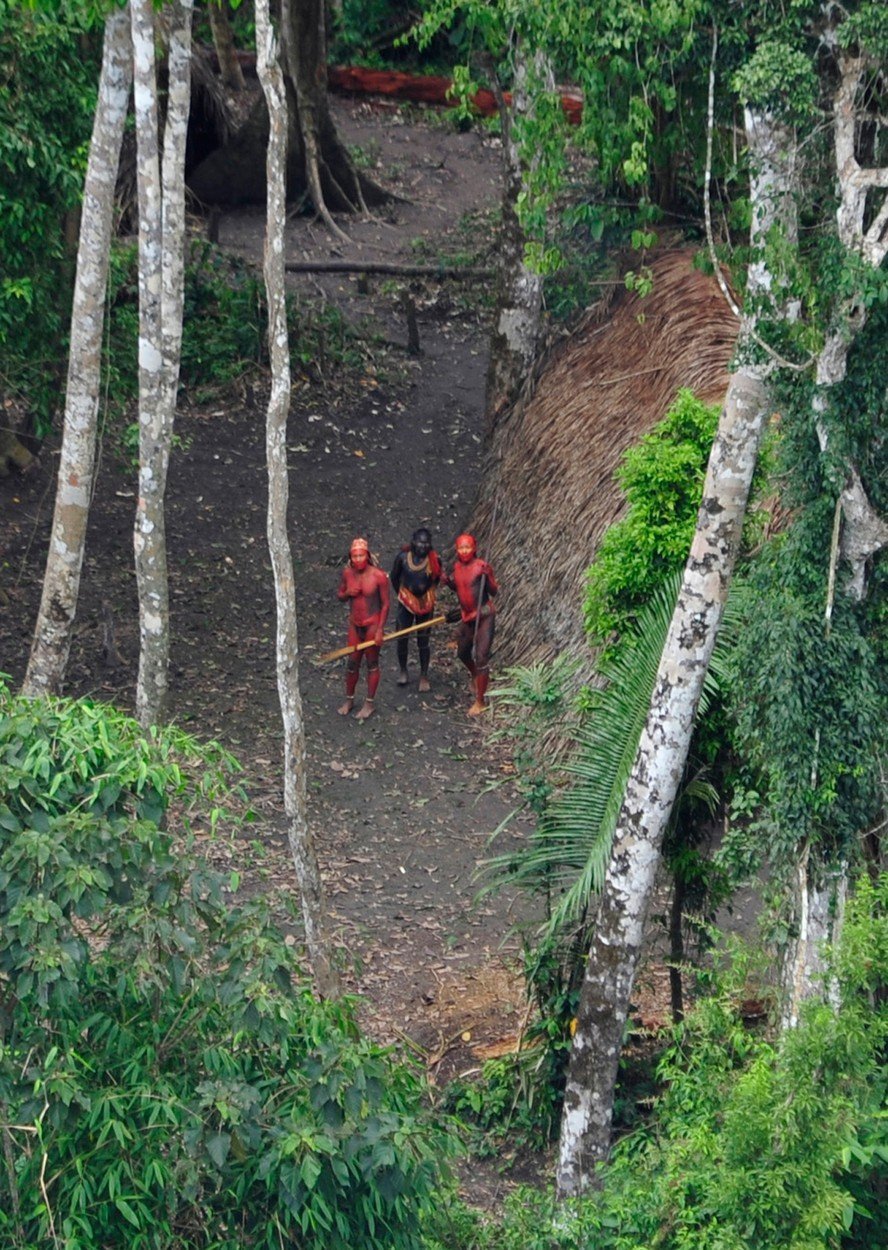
[427,878,888,1250]
[582,387,720,644]
[104,240,364,414]
[0,4,98,431]
[0,679,454,1250]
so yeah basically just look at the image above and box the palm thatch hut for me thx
[471,248,739,673]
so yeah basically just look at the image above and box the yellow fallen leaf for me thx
[461,1030,472,1043]
[353,449,365,458]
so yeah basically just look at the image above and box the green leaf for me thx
[206,1132,231,1169]
[114,1198,141,1229]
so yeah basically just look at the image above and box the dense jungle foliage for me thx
[0,680,455,1250]
[2,679,885,1250]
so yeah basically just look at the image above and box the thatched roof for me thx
[471,248,739,674]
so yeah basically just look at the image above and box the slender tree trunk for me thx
[556,106,797,1195]
[131,0,167,726]
[160,0,194,481]
[131,0,193,728]
[207,0,244,92]
[23,7,132,697]
[485,47,548,424]
[255,0,340,1000]
[668,873,686,1024]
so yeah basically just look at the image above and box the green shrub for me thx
[583,388,719,644]
[103,240,367,431]
[0,680,455,1249]
[0,5,98,431]
[598,886,888,1250]
[461,878,886,1250]
[442,1041,565,1157]
[103,241,267,418]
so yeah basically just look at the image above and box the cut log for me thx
[327,66,583,125]
[284,260,494,278]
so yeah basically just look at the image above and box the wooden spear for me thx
[316,615,447,664]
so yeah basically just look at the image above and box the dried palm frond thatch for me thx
[470,248,739,675]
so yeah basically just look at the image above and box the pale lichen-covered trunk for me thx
[131,0,193,728]
[485,47,549,422]
[556,107,797,1195]
[160,0,194,463]
[781,852,847,1030]
[255,0,339,1000]
[23,7,132,697]
[811,52,888,602]
[555,365,769,1192]
[781,48,888,1017]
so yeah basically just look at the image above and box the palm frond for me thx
[487,571,742,941]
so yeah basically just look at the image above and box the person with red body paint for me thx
[336,537,390,720]
[444,532,498,716]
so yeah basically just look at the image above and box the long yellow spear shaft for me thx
[316,615,447,664]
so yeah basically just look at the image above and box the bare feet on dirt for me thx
[418,676,431,693]
[354,700,376,720]
[337,699,354,716]
[397,670,409,686]
[467,700,487,716]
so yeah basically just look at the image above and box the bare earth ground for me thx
[1,99,679,1202]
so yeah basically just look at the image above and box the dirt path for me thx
[1,101,540,1096]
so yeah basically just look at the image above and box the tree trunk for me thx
[485,47,547,424]
[131,0,193,728]
[556,364,769,1193]
[188,0,387,212]
[811,51,888,603]
[780,47,888,1016]
[780,850,847,1030]
[23,6,132,698]
[668,872,686,1024]
[207,0,244,92]
[555,105,798,1195]
[256,0,340,1000]
[160,0,194,454]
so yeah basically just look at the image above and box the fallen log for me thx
[327,66,583,126]
[200,48,586,124]
[284,260,494,278]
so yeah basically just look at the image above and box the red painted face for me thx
[350,539,369,571]
[455,533,476,564]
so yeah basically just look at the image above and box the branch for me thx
[863,196,888,268]
[850,167,888,188]
[703,26,742,323]
[703,27,811,375]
